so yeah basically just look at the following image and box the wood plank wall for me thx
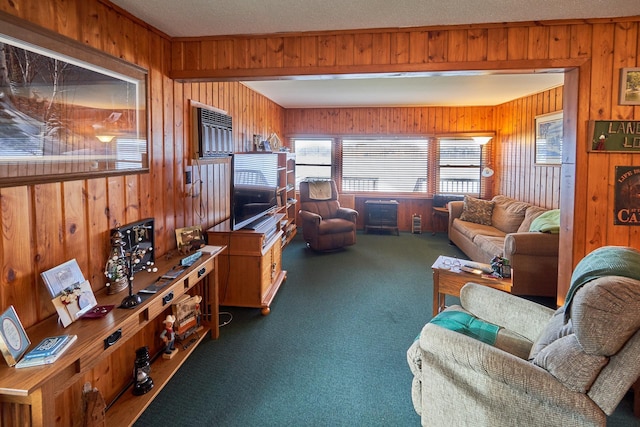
[0,2,285,331]
[170,16,640,304]
[496,86,563,209]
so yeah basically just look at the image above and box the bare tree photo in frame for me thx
[0,11,148,188]
[620,68,640,105]
[535,111,563,165]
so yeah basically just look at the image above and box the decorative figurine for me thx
[132,346,153,395]
[160,314,177,359]
[105,223,154,309]
[193,295,203,330]
[104,228,129,295]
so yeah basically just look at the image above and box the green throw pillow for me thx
[529,209,560,233]
[459,196,494,226]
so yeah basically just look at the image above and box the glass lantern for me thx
[132,346,154,395]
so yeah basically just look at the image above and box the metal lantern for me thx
[132,346,154,395]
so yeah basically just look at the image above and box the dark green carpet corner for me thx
[133,231,640,426]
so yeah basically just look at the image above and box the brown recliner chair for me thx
[299,180,358,251]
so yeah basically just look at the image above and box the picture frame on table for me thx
[175,225,205,255]
[534,111,563,165]
[619,67,640,105]
[41,259,86,298]
[51,280,98,328]
[0,306,31,366]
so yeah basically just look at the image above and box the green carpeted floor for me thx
[133,231,639,426]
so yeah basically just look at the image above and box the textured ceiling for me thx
[107,0,639,107]
[109,0,640,38]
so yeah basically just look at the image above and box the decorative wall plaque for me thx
[614,166,640,225]
[589,121,640,152]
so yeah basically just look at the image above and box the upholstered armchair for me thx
[408,246,640,426]
[298,180,358,251]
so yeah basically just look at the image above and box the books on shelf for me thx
[15,335,77,368]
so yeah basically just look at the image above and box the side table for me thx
[431,206,449,235]
[431,255,512,316]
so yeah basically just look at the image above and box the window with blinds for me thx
[293,139,333,189]
[437,138,482,195]
[341,138,429,193]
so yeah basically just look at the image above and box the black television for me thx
[232,153,279,230]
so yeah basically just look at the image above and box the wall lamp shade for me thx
[482,167,495,177]
[96,135,115,143]
[472,136,493,145]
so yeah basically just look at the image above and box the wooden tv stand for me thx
[206,215,287,315]
[0,247,224,427]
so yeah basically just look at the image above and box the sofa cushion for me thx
[452,218,506,241]
[518,205,548,232]
[459,196,494,226]
[491,195,529,233]
[473,234,506,259]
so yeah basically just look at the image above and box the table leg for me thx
[432,269,441,317]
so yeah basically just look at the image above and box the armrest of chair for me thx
[504,231,560,257]
[460,283,555,342]
[418,323,595,414]
[299,210,321,226]
[336,207,358,222]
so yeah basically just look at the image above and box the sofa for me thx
[448,195,559,297]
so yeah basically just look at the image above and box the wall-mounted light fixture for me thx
[96,135,115,143]
[472,136,493,145]
[472,136,493,197]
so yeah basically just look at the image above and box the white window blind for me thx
[293,139,332,189]
[438,138,481,195]
[341,138,429,193]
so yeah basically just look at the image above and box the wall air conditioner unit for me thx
[191,101,234,160]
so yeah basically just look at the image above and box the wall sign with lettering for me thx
[589,120,640,152]
[614,166,640,225]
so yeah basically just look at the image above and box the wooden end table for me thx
[431,255,512,316]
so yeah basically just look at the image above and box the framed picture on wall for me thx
[619,68,640,105]
[535,111,563,165]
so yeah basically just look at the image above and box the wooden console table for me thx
[0,247,224,427]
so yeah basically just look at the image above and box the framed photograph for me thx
[41,259,86,298]
[0,12,148,188]
[51,280,97,327]
[175,225,205,255]
[535,111,563,165]
[619,68,640,105]
[0,306,31,366]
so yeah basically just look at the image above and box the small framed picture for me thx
[0,306,31,366]
[175,225,205,255]
[51,280,98,328]
[41,259,86,298]
[535,111,563,165]
[619,68,640,105]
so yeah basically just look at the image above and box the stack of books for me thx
[15,334,77,369]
